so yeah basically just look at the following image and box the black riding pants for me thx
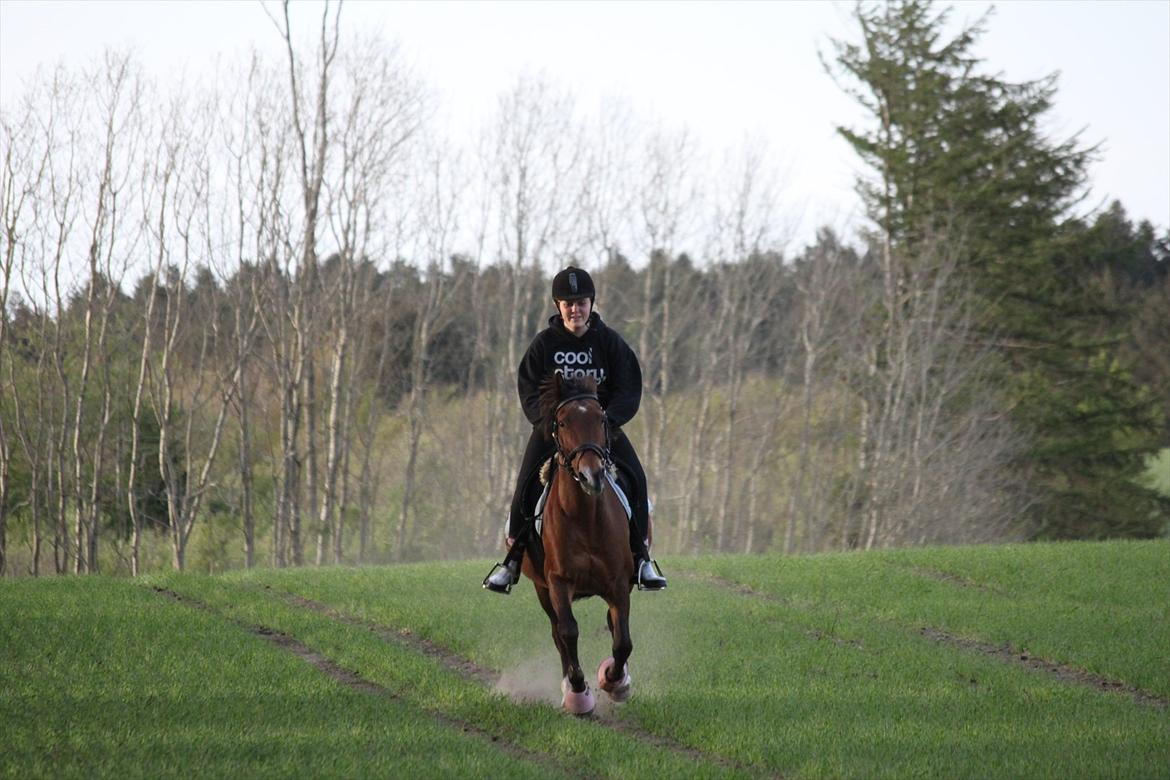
[507,426,651,552]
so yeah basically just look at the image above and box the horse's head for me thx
[540,374,611,497]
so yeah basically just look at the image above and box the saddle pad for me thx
[605,470,634,521]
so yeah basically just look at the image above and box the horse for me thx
[520,373,634,715]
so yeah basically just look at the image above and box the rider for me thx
[483,265,667,593]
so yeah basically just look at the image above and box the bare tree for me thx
[844,230,1030,548]
[578,99,638,269]
[60,52,144,573]
[126,91,180,576]
[258,0,345,565]
[473,75,586,544]
[634,127,702,527]
[26,67,87,575]
[351,270,397,564]
[0,91,55,574]
[330,257,379,564]
[218,55,270,569]
[705,141,786,551]
[139,88,243,570]
[392,142,467,560]
[786,230,858,552]
[675,267,724,553]
[315,35,427,564]
[243,64,298,567]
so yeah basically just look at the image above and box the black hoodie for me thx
[517,311,642,429]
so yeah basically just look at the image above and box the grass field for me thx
[2,541,1167,778]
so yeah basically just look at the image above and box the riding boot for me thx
[628,521,666,591]
[483,534,526,594]
[635,556,667,590]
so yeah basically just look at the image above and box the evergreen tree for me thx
[828,0,1165,538]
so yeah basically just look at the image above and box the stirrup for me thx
[482,559,520,594]
[635,558,667,591]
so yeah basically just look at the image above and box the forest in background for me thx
[1,0,1166,577]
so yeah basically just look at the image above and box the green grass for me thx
[684,540,1170,698]
[141,572,746,780]
[0,578,555,779]
[2,541,1168,778]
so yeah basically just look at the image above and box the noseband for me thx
[551,392,613,488]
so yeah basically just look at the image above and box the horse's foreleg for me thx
[608,595,633,676]
[549,583,585,691]
[549,582,594,715]
[535,586,570,678]
[599,593,633,702]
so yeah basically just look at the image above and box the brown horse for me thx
[521,373,634,715]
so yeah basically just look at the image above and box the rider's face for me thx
[557,297,592,335]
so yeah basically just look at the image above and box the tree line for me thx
[1,0,1165,577]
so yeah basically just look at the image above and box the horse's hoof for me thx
[597,657,632,702]
[560,676,595,715]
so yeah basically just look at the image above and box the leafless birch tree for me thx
[705,141,786,551]
[475,76,586,541]
[634,127,702,531]
[786,230,859,552]
[844,231,1030,548]
[315,36,427,564]
[60,53,144,573]
[393,143,467,560]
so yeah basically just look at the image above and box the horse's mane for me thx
[539,374,599,439]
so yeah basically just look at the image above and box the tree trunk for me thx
[317,322,348,565]
[239,378,256,569]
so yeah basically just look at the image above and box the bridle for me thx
[551,392,613,489]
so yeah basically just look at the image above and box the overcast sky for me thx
[2,0,1167,250]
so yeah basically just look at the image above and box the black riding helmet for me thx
[551,266,595,304]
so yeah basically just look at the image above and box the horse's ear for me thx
[553,371,564,394]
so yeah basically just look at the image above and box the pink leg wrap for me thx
[560,677,595,715]
[597,657,632,702]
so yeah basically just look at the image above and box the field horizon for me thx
[3,540,1168,778]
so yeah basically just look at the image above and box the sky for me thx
[2,0,1168,250]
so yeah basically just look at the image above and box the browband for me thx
[555,393,601,414]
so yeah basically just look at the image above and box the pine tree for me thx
[828,0,1166,538]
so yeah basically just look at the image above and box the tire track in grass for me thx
[150,587,589,780]
[256,584,782,780]
[674,573,863,649]
[896,567,1169,710]
[260,585,498,688]
[676,570,1169,711]
[907,566,1002,593]
[916,626,1168,710]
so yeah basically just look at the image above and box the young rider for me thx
[483,265,667,593]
